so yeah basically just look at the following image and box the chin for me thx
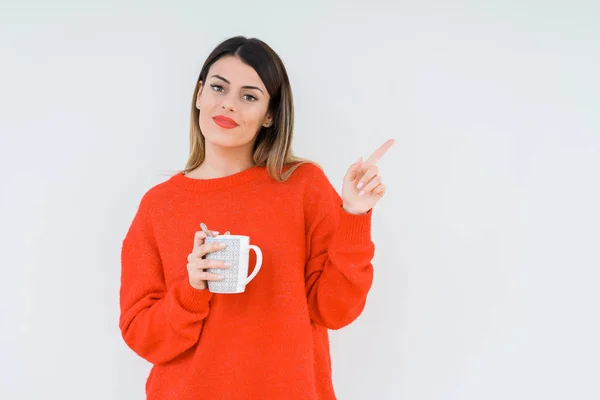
[203,131,251,149]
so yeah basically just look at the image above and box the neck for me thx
[189,142,255,179]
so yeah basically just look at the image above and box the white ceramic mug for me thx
[204,235,262,294]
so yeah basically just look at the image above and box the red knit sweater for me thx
[119,162,375,400]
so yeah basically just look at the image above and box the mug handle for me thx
[244,245,262,285]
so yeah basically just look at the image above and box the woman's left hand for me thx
[341,139,395,215]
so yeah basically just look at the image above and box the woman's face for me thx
[196,55,272,151]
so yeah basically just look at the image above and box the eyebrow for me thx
[209,74,264,94]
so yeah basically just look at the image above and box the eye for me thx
[243,94,258,102]
[210,84,224,92]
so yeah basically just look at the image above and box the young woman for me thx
[119,35,393,400]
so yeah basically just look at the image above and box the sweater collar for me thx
[170,165,269,192]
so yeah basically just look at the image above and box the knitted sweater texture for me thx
[119,163,375,399]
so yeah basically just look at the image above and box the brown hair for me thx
[181,36,314,181]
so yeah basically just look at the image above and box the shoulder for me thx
[285,161,332,188]
[285,162,340,211]
[133,173,181,213]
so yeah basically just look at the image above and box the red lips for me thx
[213,115,239,129]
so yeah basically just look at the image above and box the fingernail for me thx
[357,181,363,189]
[358,190,365,197]
[224,262,232,267]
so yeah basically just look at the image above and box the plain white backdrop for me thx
[1,1,599,399]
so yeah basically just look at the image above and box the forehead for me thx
[208,56,266,90]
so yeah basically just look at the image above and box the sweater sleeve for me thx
[119,192,214,365]
[304,166,375,330]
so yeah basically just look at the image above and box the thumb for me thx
[344,157,363,182]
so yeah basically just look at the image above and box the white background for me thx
[1,1,599,399]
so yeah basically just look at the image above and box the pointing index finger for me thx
[364,138,395,166]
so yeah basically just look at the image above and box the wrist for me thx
[342,204,367,215]
[189,279,207,291]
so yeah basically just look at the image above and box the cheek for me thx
[199,96,216,113]
[199,98,217,121]
[198,105,215,133]
[243,107,268,128]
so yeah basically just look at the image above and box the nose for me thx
[221,101,234,112]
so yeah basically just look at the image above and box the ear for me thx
[196,81,203,110]
[262,111,273,128]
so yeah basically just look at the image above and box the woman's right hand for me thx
[186,230,230,290]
